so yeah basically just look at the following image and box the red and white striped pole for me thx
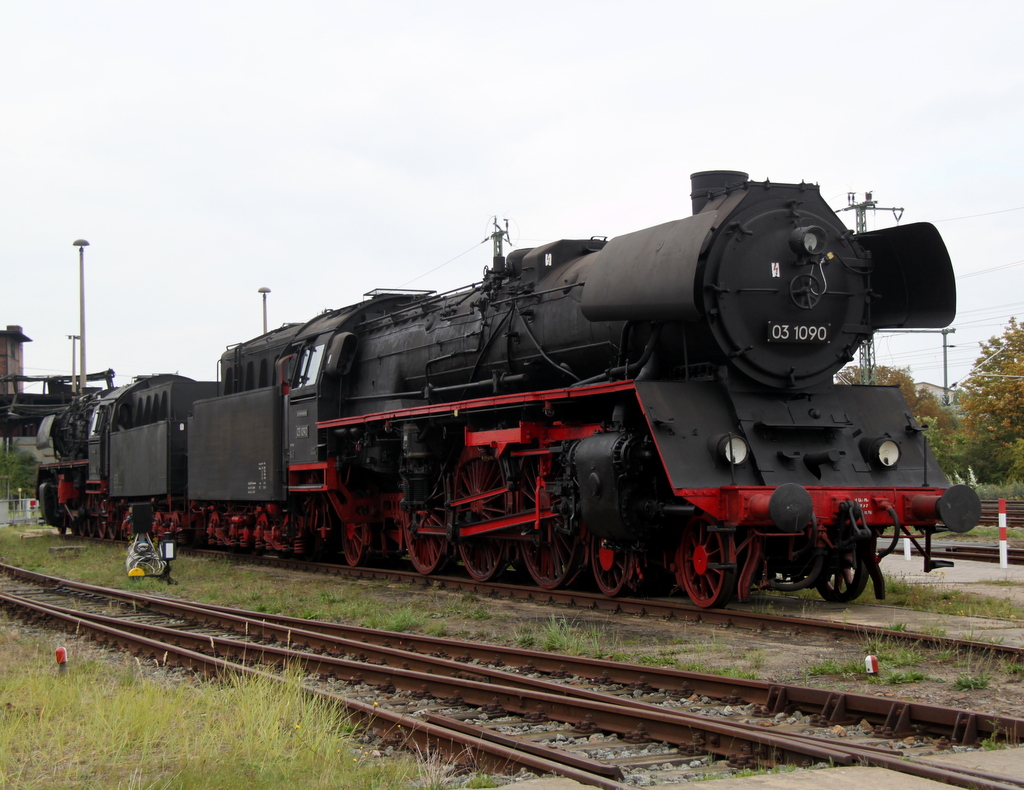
[999,498,1009,569]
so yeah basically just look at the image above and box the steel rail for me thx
[0,590,629,789]
[9,555,1024,729]
[16,580,1020,745]
[61,578,1024,742]
[188,549,1024,657]
[12,552,1024,664]
[979,501,1024,527]
[932,544,1024,566]
[0,589,854,768]
[4,588,1024,790]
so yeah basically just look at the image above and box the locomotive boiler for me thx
[37,170,981,607]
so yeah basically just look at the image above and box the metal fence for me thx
[0,499,41,526]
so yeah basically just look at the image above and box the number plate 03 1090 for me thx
[766,322,830,343]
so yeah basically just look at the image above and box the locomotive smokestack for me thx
[690,170,749,215]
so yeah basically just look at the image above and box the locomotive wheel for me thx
[518,458,581,590]
[253,512,269,556]
[94,501,110,539]
[207,511,222,546]
[39,483,62,533]
[453,457,509,582]
[815,550,869,603]
[522,521,579,589]
[302,496,337,562]
[458,539,506,582]
[77,510,90,537]
[403,507,450,575]
[342,522,372,567]
[591,535,638,597]
[676,516,736,609]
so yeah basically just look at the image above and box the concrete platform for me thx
[511,746,1024,789]
[879,550,1024,588]
[919,744,1024,774]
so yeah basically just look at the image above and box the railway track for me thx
[61,535,1024,660]
[190,544,1024,658]
[932,542,1024,566]
[979,500,1024,528]
[2,563,1024,790]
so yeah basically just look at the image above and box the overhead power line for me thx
[399,239,488,287]
[934,206,1024,223]
[957,258,1024,279]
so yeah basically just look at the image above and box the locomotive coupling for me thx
[909,484,982,534]
[748,483,815,533]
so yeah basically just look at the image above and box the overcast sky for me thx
[3,1,1023,394]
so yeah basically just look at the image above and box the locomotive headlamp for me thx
[862,437,901,468]
[789,226,828,256]
[713,434,749,466]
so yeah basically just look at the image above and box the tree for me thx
[956,318,1024,483]
[0,446,38,499]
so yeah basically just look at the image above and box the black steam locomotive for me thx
[37,170,980,607]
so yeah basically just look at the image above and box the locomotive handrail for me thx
[754,419,851,430]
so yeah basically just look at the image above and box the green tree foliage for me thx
[0,446,38,499]
[956,318,1024,483]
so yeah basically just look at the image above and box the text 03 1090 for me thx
[766,322,830,343]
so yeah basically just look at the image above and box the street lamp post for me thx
[258,287,271,334]
[72,240,90,395]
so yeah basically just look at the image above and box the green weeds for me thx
[0,637,414,789]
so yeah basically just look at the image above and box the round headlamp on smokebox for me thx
[712,434,749,466]
[861,436,901,468]
[789,225,828,256]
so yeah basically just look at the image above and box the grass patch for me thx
[717,666,758,680]
[953,673,992,690]
[862,635,929,667]
[536,616,619,658]
[881,669,927,684]
[805,657,866,677]
[361,606,426,632]
[632,652,681,668]
[0,530,441,636]
[877,572,1024,621]
[0,627,414,789]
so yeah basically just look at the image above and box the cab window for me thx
[294,343,325,390]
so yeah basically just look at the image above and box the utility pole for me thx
[840,193,904,384]
[490,217,509,271]
[73,240,90,394]
[876,327,957,405]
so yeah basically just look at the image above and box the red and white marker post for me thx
[1000,498,1009,569]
